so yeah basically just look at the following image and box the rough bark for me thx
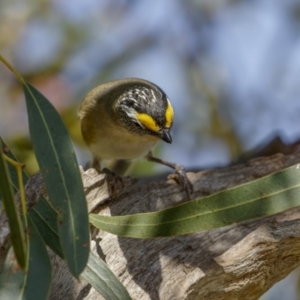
[1,152,300,299]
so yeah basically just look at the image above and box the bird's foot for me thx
[167,164,193,200]
[101,168,126,196]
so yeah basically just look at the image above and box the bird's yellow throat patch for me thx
[165,100,174,128]
[136,113,160,132]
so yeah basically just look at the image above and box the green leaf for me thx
[23,216,52,300]
[0,138,51,299]
[30,195,63,258]
[0,217,52,300]
[0,140,27,270]
[89,164,300,238]
[1,138,62,257]
[30,197,131,299]
[0,247,24,300]
[81,252,132,300]
[0,138,29,190]
[23,83,89,278]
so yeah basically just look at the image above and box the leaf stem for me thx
[0,54,25,84]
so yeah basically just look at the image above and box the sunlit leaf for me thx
[81,251,132,300]
[90,164,300,238]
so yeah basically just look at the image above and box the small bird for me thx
[78,78,192,196]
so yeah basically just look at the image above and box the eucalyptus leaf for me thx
[0,140,27,270]
[31,196,131,299]
[0,247,24,300]
[81,252,132,300]
[0,217,52,300]
[23,83,89,278]
[1,138,62,258]
[0,137,29,190]
[23,216,52,300]
[30,195,63,258]
[0,59,129,298]
[89,164,300,238]
[0,139,51,299]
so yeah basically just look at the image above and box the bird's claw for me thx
[102,168,125,196]
[168,164,193,199]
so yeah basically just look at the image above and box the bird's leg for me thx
[146,151,193,199]
[92,157,130,176]
[92,157,125,196]
[108,159,132,176]
[92,157,102,173]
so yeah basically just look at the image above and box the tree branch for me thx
[1,152,300,299]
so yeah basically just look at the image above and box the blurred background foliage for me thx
[1,0,300,298]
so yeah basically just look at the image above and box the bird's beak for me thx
[160,128,172,144]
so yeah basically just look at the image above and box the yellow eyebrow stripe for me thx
[165,100,174,128]
[136,113,160,132]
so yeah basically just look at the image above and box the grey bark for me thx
[1,152,300,299]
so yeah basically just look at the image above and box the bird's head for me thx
[116,85,174,143]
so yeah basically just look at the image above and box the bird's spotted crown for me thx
[119,86,160,107]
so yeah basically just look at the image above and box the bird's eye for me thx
[132,120,142,128]
[123,99,135,107]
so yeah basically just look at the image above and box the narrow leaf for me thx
[23,83,89,277]
[30,195,63,258]
[81,252,132,300]
[0,140,52,299]
[0,217,52,300]
[0,137,29,189]
[1,138,62,257]
[23,216,52,300]
[30,197,131,299]
[0,247,24,300]
[89,164,300,238]
[0,141,27,270]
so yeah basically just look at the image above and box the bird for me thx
[78,78,192,197]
